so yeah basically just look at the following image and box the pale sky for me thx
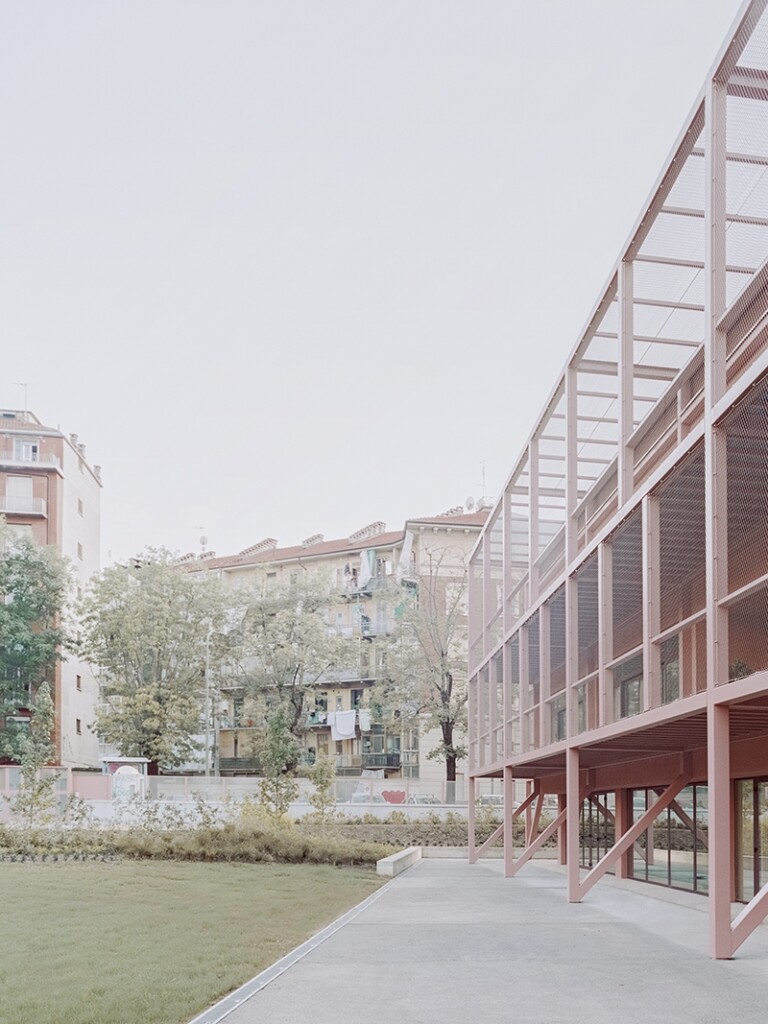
[0,0,745,564]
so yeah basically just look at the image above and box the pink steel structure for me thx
[468,0,768,959]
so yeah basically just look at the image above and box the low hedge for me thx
[0,823,394,867]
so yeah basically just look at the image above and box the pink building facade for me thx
[468,0,768,958]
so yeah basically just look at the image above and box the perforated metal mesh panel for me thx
[658,444,706,632]
[728,588,768,678]
[506,633,520,755]
[726,374,768,595]
[612,509,643,659]
[527,610,540,705]
[492,649,503,761]
[576,554,599,680]
[548,585,566,694]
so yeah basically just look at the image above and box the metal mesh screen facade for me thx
[612,510,643,660]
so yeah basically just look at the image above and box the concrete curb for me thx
[186,869,411,1024]
[376,845,422,875]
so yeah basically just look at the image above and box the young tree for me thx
[10,680,59,825]
[0,527,72,763]
[80,551,225,774]
[376,556,469,793]
[256,707,300,818]
[230,576,350,772]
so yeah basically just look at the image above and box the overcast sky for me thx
[0,0,746,563]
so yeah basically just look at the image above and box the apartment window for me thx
[13,439,38,462]
[76,674,82,691]
[265,572,277,591]
[76,719,82,735]
[351,688,364,709]
[6,475,33,513]
[77,542,83,561]
[77,498,84,517]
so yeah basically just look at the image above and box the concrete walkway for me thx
[194,859,768,1024]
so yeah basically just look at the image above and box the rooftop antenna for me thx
[480,459,487,500]
[14,382,27,421]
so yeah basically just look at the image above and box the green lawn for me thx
[0,861,383,1024]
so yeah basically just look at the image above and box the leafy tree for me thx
[229,576,350,771]
[80,550,226,774]
[10,680,59,825]
[0,526,72,763]
[306,754,338,825]
[375,554,469,791]
[256,708,300,818]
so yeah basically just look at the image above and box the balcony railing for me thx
[0,450,60,468]
[341,575,391,598]
[0,495,46,515]
[335,753,402,770]
[219,752,316,774]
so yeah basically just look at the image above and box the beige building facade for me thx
[189,507,487,789]
[0,409,101,768]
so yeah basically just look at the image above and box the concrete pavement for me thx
[192,858,768,1024]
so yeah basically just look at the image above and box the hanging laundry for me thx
[358,549,373,588]
[358,709,371,732]
[334,709,356,739]
[328,711,341,742]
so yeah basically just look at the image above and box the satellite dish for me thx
[465,496,475,511]
[200,536,208,549]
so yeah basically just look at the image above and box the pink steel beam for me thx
[507,808,566,878]
[588,794,652,864]
[509,783,593,879]
[472,821,504,861]
[576,770,690,901]
[730,879,768,955]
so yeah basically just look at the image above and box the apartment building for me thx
[0,409,101,768]
[187,508,486,788]
[469,0,768,958]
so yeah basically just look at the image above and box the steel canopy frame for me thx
[469,0,768,960]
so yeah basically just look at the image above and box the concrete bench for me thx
[376,846,422,877]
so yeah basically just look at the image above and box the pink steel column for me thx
[528,439,540,604]
[598,541,612,727]
[503,765,515,877]
[617,260,634,507]
[709,702,732,958]
[540,600,551,746]
[614,788,631,879]
[704,70,731,958]
[643,495,661,710]
[557,793,567,866]
[468,775,478,864]
[564,367,578,568]
[566,744,581,901]
[503,487,512,636]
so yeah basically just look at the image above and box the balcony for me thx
[335,753,402,774]
[0,450,60,469]
[341,575,391,599]
[219,757,262,775]
[0,495,46,516]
